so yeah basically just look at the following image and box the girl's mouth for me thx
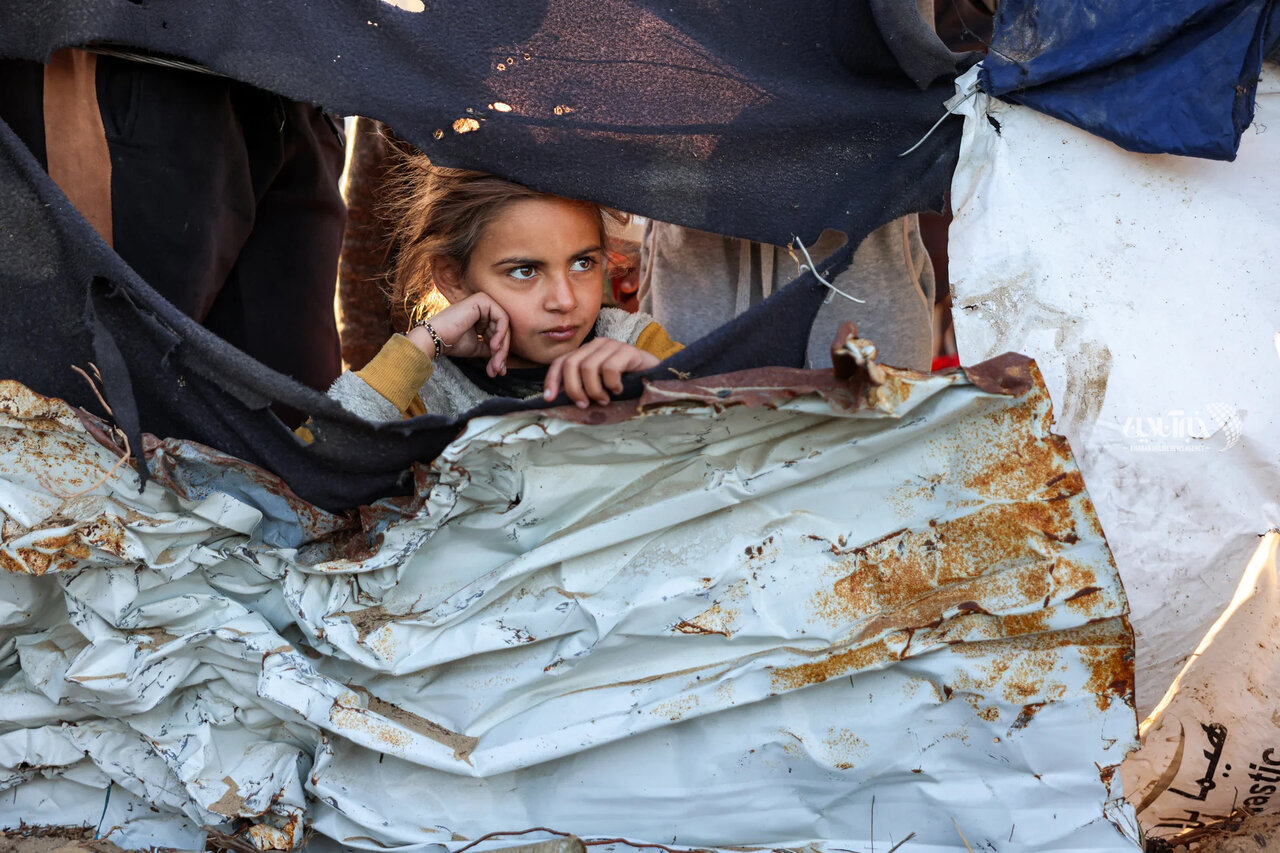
[542,326,578,342]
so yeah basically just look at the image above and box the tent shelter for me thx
[0,1,1277,849]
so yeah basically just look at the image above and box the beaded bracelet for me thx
[414,322,447,359]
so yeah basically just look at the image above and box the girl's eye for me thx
[570,257,597,272]
[508,265,537,280]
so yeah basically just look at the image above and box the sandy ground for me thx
[0,828,121,853]
[1153,812,1280,852]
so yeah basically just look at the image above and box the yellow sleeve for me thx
[295,335,432,443]
[356,334,434,416]
[634,321,684,361]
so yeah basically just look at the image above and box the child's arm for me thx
[405,293,511,377]
[301,293,512,438]
[358,292,513,416]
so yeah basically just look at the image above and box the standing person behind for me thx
[637,218,935,373]
[0,48,347,420]
[322,160,682,424]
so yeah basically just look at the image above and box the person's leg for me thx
[98,56,256,321]
[202,91,345,401]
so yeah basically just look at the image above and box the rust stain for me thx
[811,498,1104,644]
[337,604,427,644]
[0,381,82,430]
[675,614,737,635]
[674,605,735,638]
[14,548,53,575]
[131,626,180,646]
[31,532,91,559]
[947,651,1067,707]
[652,695,699,721]
[959,422,1079,503]
[822,727,868,770]
[771,639,893,691]
[1064,586,1102,612]
[948,619,1134,710]
[975,704,1000,722]
[962,353,1035,397]
[1081,636,1135,713]
[1009,701,1047,731]
[341,686,478,763]
[207,776,246,817]
[1097,762,1117,789]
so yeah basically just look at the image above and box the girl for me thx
[327,160,683,423]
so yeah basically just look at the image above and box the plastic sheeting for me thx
[948,61,1280,833]
[982,0,1280,159]
[1,340,1139,851]
[1123,531,1280,837]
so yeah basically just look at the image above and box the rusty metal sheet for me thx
[0,337,1139,851]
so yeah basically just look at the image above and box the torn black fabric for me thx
[86,279,147,486]
[0,0,961,248]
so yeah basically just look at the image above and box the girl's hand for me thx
[543,338,660,408]
[407,293,510,378]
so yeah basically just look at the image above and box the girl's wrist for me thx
[407,323,447,359]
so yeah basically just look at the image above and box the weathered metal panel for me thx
[0,338,1139,851]
[948,63,1280,719]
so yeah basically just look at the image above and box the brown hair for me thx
[386,153,626,323]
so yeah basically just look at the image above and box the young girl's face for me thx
[442,197,606,367]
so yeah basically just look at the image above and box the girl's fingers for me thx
[560,353,590,407]
[578,347,614,405]
[543,356,565,401]
[490,312,509,374]
[601,356,626,395]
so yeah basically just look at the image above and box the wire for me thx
[791,236,866,304]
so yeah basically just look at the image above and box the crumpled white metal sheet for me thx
[0,341,1139,852]
[947,64,1280,719]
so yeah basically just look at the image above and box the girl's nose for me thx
[544,272,577,311]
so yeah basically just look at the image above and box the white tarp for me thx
[948,63,1280,835]
[948,64,1280,715]
[0,340,1140,852]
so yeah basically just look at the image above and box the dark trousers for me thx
[0,52,345,416]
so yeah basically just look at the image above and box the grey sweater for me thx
[638,217,935,371]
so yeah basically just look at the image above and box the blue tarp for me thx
[983,0,1280,160]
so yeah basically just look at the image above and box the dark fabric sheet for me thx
[983,0,1280,160]
[0,1,961,510]
[0,0,963,248]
